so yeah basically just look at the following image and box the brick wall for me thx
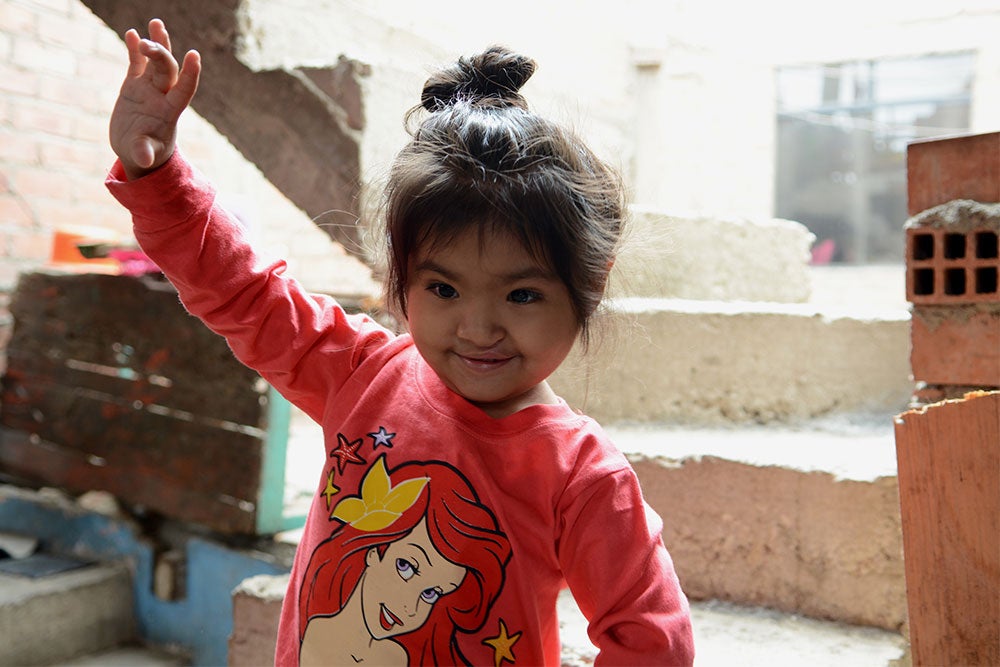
[0,0,126,289]
[0,0,377,297]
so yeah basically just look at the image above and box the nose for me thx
[456,300,504,348]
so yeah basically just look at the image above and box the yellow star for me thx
[322,469,340,512]
[483,618,521,667]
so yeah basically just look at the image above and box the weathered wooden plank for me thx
[0,428,257,534]
[2,383,263,497]
[894,391,1000,666]
[3,271,266,426]
[0,271,276,534]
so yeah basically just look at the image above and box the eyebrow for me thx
[413,259,558,283]
[409,543,432,567]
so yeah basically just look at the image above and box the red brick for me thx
[11,99,75,138]
[12,38,76,77]
[895,391,999,666]
[10,229,54,262]
[0,62,38,96]
[72,112,111,143]
[0,194,35,228]
[37,11,85,50]
[38,73,109,113]
[30,0,73,16]
[10,165,64,199]
[0,129,40,164]
[907,133,1000,215]
[74,52,125,90]
[37,136,108,170]
[93,23,126,60]
[33,198,110,229]
[910,307,1000,387]
[0,3,36,34]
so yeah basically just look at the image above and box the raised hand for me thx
[109,19,201,180]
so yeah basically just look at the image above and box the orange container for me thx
[49,228,119,273]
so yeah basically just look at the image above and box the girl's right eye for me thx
[428,282,458,299]
[396,558,416,581]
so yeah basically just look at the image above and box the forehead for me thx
[412,227,554,277]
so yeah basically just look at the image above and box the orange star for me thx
[483,618,521,667]
[321,469,340,512]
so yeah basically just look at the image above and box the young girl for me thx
[107,19,694,666]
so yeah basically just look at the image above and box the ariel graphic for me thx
[299,455,512,665]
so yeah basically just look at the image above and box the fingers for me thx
[124,29,146,79]
[137,38,179,93]
[166,50,202,113]
[123,18,180,93]
[147,18,171,53]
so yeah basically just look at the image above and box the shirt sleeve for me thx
[557,442,695,666]
[104,151,391,422]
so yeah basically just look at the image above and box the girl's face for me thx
[361,518,467,640]
[406,228,580,418]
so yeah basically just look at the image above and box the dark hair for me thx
[381,46,624,345]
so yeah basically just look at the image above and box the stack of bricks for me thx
[905,132,1000,404]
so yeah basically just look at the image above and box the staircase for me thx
[0,211,913,665]
[276,212,914,665]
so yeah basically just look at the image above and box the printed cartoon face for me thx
[361,518,468,640]
[406,228,579,418]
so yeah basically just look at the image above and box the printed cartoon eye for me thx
[508,288,541,304]
[396,558,417,581]
[420,587,442,604]
[429,282,458,299]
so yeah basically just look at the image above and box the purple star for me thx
[368,426,396,450]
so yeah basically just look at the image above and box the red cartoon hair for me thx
[299,458,511,665]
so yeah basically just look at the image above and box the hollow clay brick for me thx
[894,391,1000,667]
[910,307,1000,387]
[907,132,1000,215]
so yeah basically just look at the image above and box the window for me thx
[775,53,975,263]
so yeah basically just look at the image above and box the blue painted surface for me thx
[0,488,289,666]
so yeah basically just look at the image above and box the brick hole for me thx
[944,233,966,259]
[976,266,998,294]
[944,267,966,295]
[914,268,935,295]
[976,231,999,259]
[912,233,935,260]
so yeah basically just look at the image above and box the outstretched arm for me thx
[109,18,201,180]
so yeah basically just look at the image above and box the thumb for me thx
[131,136,157,170]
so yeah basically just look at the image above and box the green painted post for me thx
[255,385,295,534]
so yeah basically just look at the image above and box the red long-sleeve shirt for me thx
[107,152,694,666]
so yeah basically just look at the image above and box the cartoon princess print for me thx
[299,455,513,666]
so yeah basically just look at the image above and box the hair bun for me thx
[421,46,536,112]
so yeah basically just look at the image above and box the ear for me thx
[366,547,379,567]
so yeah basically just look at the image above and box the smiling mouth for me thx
[379,604,402,631]
[456,353,513,370]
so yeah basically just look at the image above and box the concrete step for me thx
[226,573,908,665]
[559,590,909,666]
[283,412,906,631]
[550,297,912,425]
[611,419,906,631]
[46,644,188,667]
[0,559,134,666]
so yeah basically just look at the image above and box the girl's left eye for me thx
[508,288,541,304]
[420,588,442,604]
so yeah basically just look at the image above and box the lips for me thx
[456,352,514,371]
[380,603,402,631]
